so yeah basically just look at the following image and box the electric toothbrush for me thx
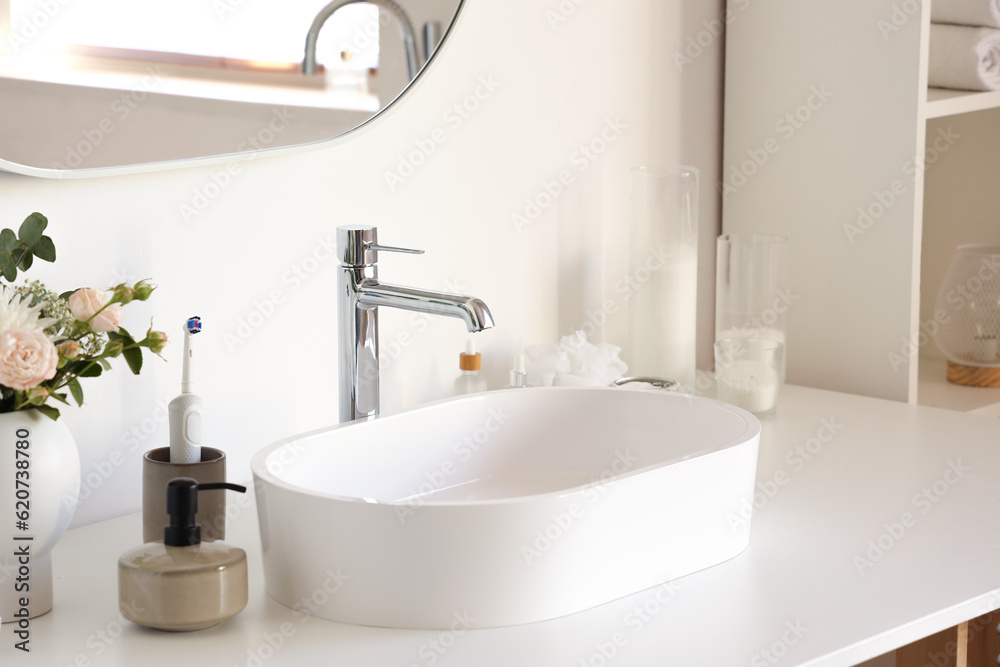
[169,316,203,464]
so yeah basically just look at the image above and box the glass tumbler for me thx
[715,233,790,413]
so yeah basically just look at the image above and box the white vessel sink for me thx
[251,387,760,629]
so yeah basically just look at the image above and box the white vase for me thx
[0,409,80,623]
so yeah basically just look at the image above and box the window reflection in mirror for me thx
[0,0,461,175]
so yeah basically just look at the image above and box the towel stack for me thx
[930,0,1000,90]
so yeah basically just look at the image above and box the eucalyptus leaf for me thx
[33,235,55,262]
[16,251,32,271]
[18,213,46,245]
[0,228,16,253]
[2,263,16,282]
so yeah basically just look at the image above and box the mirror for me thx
[0,0,463,178]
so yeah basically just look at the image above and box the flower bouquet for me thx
[0,212,166,419]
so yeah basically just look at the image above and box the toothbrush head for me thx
[185,316,202,335]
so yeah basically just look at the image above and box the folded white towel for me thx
[932,0,1000,28]
[929,23,1000,91]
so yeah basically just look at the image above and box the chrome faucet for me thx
[303,0,419,80]
[337,225,494,422]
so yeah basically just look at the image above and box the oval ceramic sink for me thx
[251,387,760,629]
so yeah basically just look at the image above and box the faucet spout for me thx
[336,225,494,423]
[357,282,494,332]
[303,0,419,80]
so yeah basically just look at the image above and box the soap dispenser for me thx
[118,477,248,631]
[454,339,488,394]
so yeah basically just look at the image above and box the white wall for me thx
[0,0,724,528]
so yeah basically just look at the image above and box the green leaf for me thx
[118,327,133,341]
[34,404,60,420]
[123,347,142,375]
[77,363,103,377]
[0,228,17,253]
[16,250,32,271]
[59,290,76,300]
[18,213,46,245]
[67,378,83,406]
[32,235,55,262]
[2,262,16,282]
[50,393,69,405]
[98,359,110,370]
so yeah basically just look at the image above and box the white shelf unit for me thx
[723,0,1000,414]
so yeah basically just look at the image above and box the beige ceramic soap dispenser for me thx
[118,477,248,631]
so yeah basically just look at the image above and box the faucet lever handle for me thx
[368,243,425,256]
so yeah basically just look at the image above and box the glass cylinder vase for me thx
[626,166,699,390]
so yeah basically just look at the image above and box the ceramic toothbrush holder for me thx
[142,447,227,543]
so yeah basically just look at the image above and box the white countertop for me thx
[5,384,1000,666]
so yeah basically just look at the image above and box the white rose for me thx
[0,328,58,390]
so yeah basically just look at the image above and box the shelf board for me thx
[917,356,1000,414]
[925,87,1000,119]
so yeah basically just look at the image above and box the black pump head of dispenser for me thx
[164,477,247,547]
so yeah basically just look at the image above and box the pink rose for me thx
[69,288,123,333]
[0,329,58,390]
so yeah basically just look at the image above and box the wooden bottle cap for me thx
[459,352,482,371]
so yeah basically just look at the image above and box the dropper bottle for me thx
[454,339,488,395]
[507,353,528,388]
